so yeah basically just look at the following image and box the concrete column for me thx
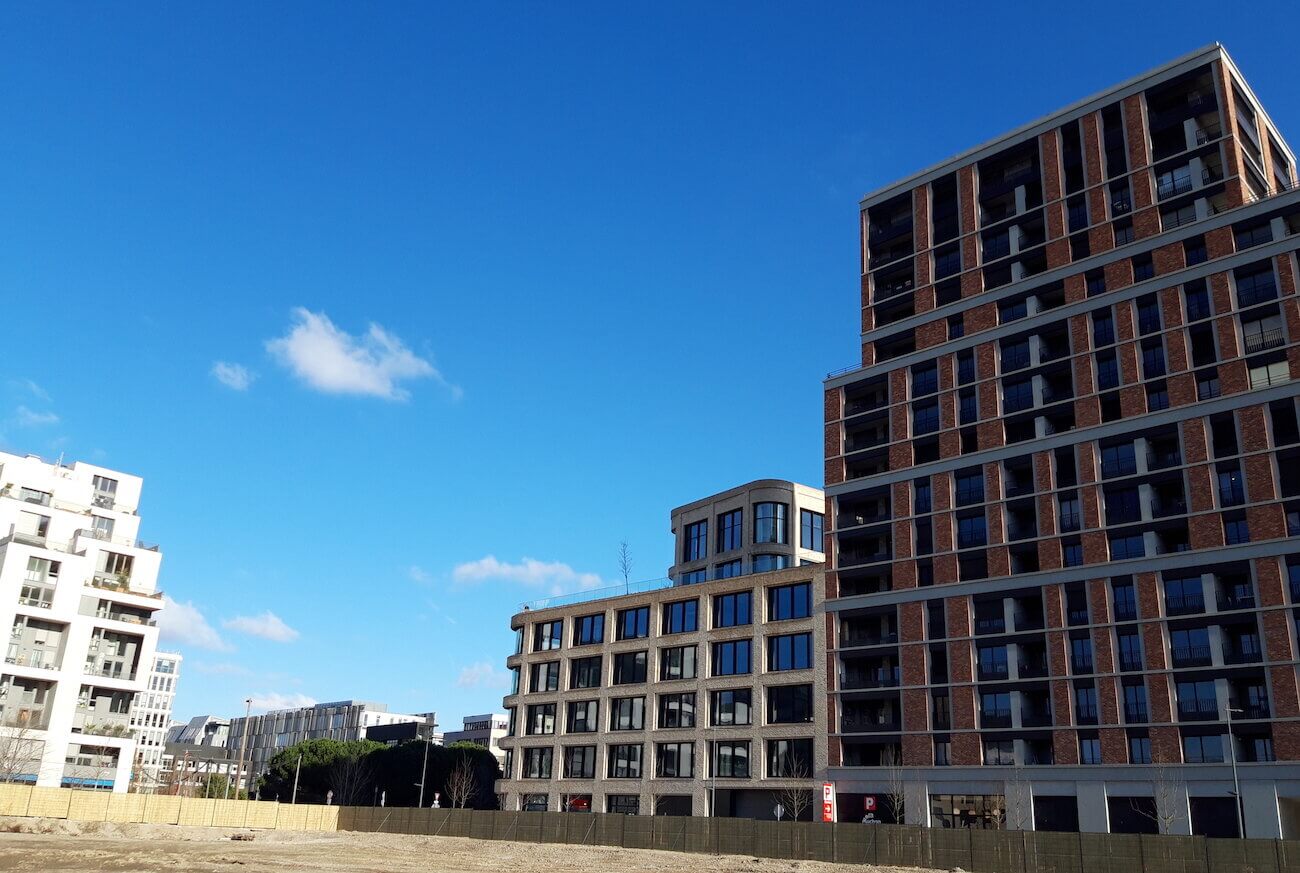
[904,779,929,826]
[1159,783,1193,835]
[1243,781,1283,838]
[1004,776,1034,830]
[1139,483,1155,521]
[1078,782,1109,832]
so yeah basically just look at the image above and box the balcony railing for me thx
[4,651,60,670]
[1067,608,1090,625]
[841,668,900,690]
[1165,594,1205,616]
[1020,709,1053,727]
[1222,646,1262,665]
[1058,512,1081,532]
[1171,644,1213,667]
[977,663,1010,681]
[980,712,1012,728]
[1151,497,1188,518]
[1238,282,1279,308]
[83,664,137,682]
[1075,706,1099,724]
[841,629,898,648]
[1114,603,1137,621]
[975,618,1006,635]
[1232,701,1270,720]
[86,575,163,601]
[1177,699,1220,720]
[1157,175,1195,199]
[1124,705,1149,723]
[1017,660,1049,678]
[1217,592,1256,611]
[1147,449,1183,470]
[1244,328,1286,354]
[1119,655,1144,672]
[1071,655,1094,673]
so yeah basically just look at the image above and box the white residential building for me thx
[442,713,509,765]
[0,452,164,792]
[129,650,182,789]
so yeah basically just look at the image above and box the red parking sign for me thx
[863,796,877,812]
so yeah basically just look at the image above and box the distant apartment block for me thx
[442,713,509,764]
[0,451,164,791]
[823,44,1300,837]
[129,650,181,788]
[227,700,434,780]
[168,714,229,748]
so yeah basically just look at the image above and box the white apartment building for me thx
[129,650,182,789]
[442,713,509,765]
[0,452,163,791]
[228,700,434,780]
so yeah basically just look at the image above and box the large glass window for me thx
[711,640,751,676]
[1183,734,1224,763]
[955,469,984,505]
[616,607,649,640]
[712,741,750,778]
[607,744,643,778]
[570,656,602,690]
[612,651,647,684]
[609,696,646,731]
[661,599,698,634]
[573,614,604,646]
[684,520,708,562]
[752,554,791,573]
[563,746,596,779]
[713,590,752,628]
[659,645,697,681]
[766,739,813,777]
[529,661,560,692]
[656,742,695,778]
[754,503,789,544]
[800,510,824,552]
[767,632,812,671]
[714,560,743,580]
[711,689,752,726]
[526,703,556,735]
[767,684,813,724]
[658,692,696,728]
[717,509,743,553]
[566,700,598,733]
[533,620,562,652]
[768,582,811,620]
[522,747,553,779]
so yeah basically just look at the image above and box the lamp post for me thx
[230,698,252,800]
[1227,706,1244,839]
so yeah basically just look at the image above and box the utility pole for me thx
[416,720,436,808]
[230,698,252,800]
[291,753,303,805]
[1227,706,1244,838]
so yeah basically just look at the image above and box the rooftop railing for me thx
[520,577,674,612]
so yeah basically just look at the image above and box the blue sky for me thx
[2,3,1297,726]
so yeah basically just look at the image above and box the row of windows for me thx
[683,506,824,562]
[510,738,813,781]
[517,684,814,736]
[521,583,812,653]
[521,633,813,692]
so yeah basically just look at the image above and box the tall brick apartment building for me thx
[822,45,1300,838]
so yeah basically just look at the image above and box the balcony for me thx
[86,575,162,601]
[17,585,55,609]
[1151,496,1188,518]
[1021,709,1053,728]
[1222,646,1262,665]
[1058,511,1081,533]
[1124,705,1149,723]
[1114,603,1137,622]
[1014,614,1045,632]
[977,663,1010,681]
[1232,701,1270,720]
[1075,706,1099,725]
[4,650,60,670]
[1119,654,1144,672]
[73,710,132,737]
[84,663,136,682]
[1177,699,1220,720]
[980,711,1012,729]
[1147,449,1183,470]
[1017,659,1049,679]
[842,667,900,690]
[1071,655,1094,674]
[95,609,157,628]
[1165,594,1206,616]
[841,628,898,648]
[1067,608,1090,626]
[1238,281,1279,309]
[1171,645,1213,667]
[841,713,900,733]
[975,617,1007,635]
[1244,328,1286,354]
[1217,592,1257,611]
[1157,175,1195,199]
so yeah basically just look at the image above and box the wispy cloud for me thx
[211,361,255,391]
[452,556,603,595]
[223,611,300,643]
[456,661,510,689]
[408,565,433,585]
[248,692,316,713]
[159,596,231,651]
[14,406,58,427]
[265,307,458,401]
[9,379,50,402]
[190,661,253,677]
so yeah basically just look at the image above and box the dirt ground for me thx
[0,817,942,873]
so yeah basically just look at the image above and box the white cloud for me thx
[15,406,58,427]
[159,596,231,652]
[452,556,604,595]
[456,662,509,689]
[223,611,300,643]
[408,565,433,584]
[248,692,316,713]
[211,361,255,391]
[265,307,457,401]
[9,379,50,401]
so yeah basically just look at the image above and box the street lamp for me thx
[416,716,439,808]
[1226,706,1244,839]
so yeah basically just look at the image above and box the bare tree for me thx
[618,541,633,591]
[0,711,45,784]
[1130,764,1187,834]
[880,745,906,824]
[770,755,813,821]
[445,754,476,809]
[328,751,373,807]
[1004,763,1032,830]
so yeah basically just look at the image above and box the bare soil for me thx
[0,817,942,873]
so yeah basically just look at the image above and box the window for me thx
[662,599,698,634]
[914,479,932,513]
[510,667,520,695]
[957,514,987,549]
[959,389,978,425]
[616,607,649,640]
[768,633,812,671]
[612,651,647,685]
[1086,270,1106,297]
[955,469,984,505]
[570,656,602,690]
[529,662,560,693]
[712,640,751,675]
[1224,514,1250,545]
[913,400,939,435]
[711,689,752,726]
[1096,352,1119,390]
[984,740,1015,765]
[609,696,646,731]
[800,510,824,552]
[1002,376,1033,413]
[658,692,696,728]
[948,315,964,339]
[754,503,788,544]
[1133,255,1154,281]
[717,509,743,552]
[714,560,743,580]
[563,746,596,779]
[1113,219,1133,246]
[752,554,791,573]
[684,520,708,562]
[767,738,813,777]
[1183,734,1224,764]
[1123,684,1148,721]
[1079,736,1102,764]
[1108,533,1145,560]
[1141,342,1166,377]
[957,351,975,384]
[656,742,695,778]
[768,582,811,621]
[606,795,639,815]
[608,744,643,778]
[573,614,604,646]
[1100,443,1136,477]
[533,621,562,652]
[566,700,598,733]
[1075,682,1097,717]
[712,741,750,778]
[522,747,553,779]
[768,684,813,724]
[679,569,707,585]
[713,591,752,628]
[912,362,938,396]
[1129,735,1152,764]
[659,645,697,681]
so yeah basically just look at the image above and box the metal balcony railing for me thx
[1177,699,1219,720]
[1171,644,1213,667]
[1165,594,1206,616]
[1244,328,1286,354]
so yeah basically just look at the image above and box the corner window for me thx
[754,503,789,544]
